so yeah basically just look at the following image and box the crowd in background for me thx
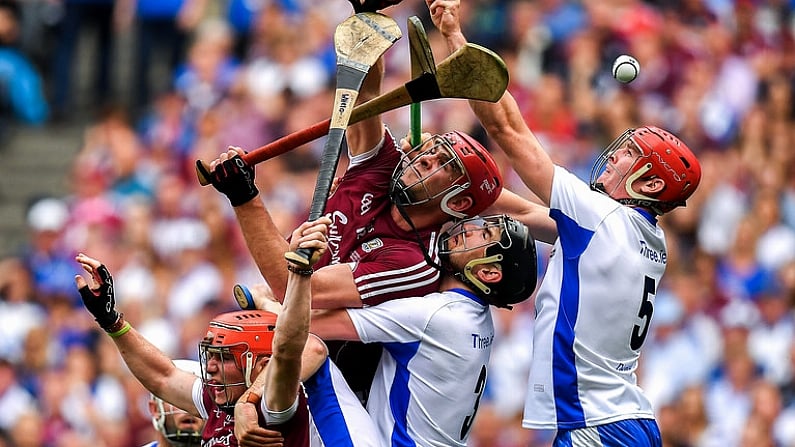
[0,0,794,446]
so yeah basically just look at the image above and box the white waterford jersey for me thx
[523,166,664,430]
[347,289,494,446]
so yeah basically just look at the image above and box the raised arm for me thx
[233,218,334,444]
[488,189,558,244]
[205,148,361,308]
[427,0,556,206]
[345,55,389,158]
[74,254,199,417]
[261,218,331,412]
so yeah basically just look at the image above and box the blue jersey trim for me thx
[383,341,421,447]
[550,209,594,428]
[633,207,658,226]
[448,288,487,306]
[304,358,355,446]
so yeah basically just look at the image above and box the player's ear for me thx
[447,195,474,214]
[474,264,502,284]
[639,177,666,196]
[148,399,159,418]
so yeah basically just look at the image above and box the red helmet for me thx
[390,131,503,218]
[590,126,701,214]
[198,310,277,402]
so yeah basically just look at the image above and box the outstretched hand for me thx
[74,253,121,331]
[427,0,462,37]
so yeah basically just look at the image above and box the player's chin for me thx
[213,387,242,406]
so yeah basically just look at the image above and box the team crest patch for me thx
[361,238,384,253]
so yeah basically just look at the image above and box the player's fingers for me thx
[75,275,87,289]
[303,221,330,238]
[228,146,246,156]
[298,239,326,250]
[76,253,101,269]
[312,216,332,226]
[238,428,283,447]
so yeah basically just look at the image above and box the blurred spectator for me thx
[115,0,208,114]
[155,217,223,322]
[752,188,795,271]
[8,410,44,447]
[173,17,240,122]
[748,276,794,385]
[741,380,788,447]
[244,23,331,112]
[20,196,76,304]
[49,0,114,121]
[76,104,150,202]
[704,305,762,447]
[0,0,48,127]
[715,215,774,302]
[225,0,302,60]
[0,258,45,364]
[0,358,36,434]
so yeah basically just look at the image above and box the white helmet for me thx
[150,359,204,446]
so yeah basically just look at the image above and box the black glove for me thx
[78,264,121,331]
[348,0,403,13]
[197,155,258,207]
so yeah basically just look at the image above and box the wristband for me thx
[108,321,132,338]
[104,314,126,333]
[287,264,314,276]
[244,392,261,405]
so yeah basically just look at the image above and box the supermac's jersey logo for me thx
[361,238,384,253]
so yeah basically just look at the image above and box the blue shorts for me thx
[553,418,661,447]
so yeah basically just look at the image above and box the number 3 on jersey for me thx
[630,276,655,350]
[460,365,487,440]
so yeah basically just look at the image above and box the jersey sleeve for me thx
[346,295,434,343]
[194,379,209,420]
[549,166,623,257]
[550,166,621,230]
[260,394,299,425]
[345,127,400,174]
[350,239,441,307]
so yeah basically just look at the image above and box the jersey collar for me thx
[633,207,658,225]
[448,287,488,306]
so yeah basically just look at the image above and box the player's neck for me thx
[391,205,444,231]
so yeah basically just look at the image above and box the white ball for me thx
[612,54,640,84]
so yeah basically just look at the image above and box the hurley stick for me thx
[284,12,401,267]
[407,16,435,146]
[195,43,507,185]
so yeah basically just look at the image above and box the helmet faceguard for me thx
[438,215,538,308]
[198,310,277,410]
[151,359,203,446]
[390,131,502,219]
[590,126,701,215]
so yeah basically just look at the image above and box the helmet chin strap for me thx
[244,352,254,388]
[460,254,502,296]
[390,194,444,272]
[624,162,655,201]
[440,185,467,219]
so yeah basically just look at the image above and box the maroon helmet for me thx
[390,131,503,218]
